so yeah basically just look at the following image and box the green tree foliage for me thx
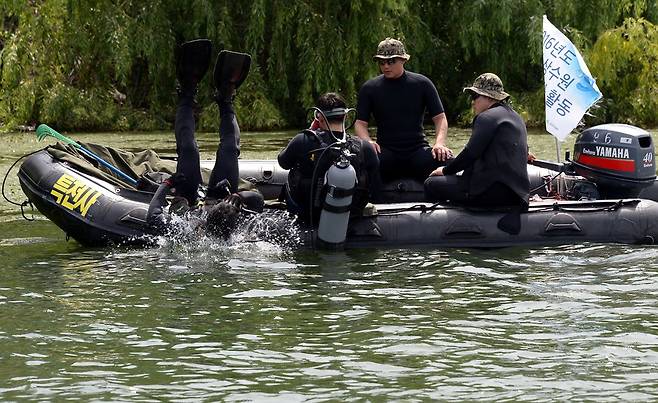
[1,0,657,133]
[588,18,658,126]
[435,0,658,126]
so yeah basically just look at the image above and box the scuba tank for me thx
[317,155,357,247]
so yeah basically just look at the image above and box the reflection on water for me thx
[1,131,658,400]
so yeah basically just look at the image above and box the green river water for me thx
[1,129,658,401]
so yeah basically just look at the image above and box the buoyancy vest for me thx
[288,130,369,220]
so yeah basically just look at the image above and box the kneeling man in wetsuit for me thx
[277,92,380,226]
[424,73,530,232]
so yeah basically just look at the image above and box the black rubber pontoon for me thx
[17,148,658,248]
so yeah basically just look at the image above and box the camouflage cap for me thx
[463,73,510,101]
[373,38,410,60]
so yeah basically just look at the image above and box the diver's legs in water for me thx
[173,95,202,204]
[173,39,211,204]
[208,101,240,195]
[207,50,251,196]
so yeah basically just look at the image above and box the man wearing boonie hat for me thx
[355,38,452,182]
[424,73,529,232]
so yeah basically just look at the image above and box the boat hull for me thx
[18,150,658,248]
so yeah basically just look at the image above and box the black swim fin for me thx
[213,50,252,102]
[175,39,212,89]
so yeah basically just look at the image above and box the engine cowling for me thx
[572,123,656,198]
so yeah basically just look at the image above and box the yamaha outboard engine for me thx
[572,123,656,198]
[317,156,357,248]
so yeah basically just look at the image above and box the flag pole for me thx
[555,137,561,163]
[555,137,562,196]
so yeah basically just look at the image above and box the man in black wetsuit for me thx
[355,38,452,182]
[147,39,263,239]
[277,92,380,225]
[424,73,530,210]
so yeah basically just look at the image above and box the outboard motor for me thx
[572,123,656,198]
[317,156,357,248]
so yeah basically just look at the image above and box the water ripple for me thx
[1,239,658,400]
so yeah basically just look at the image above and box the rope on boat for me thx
[541,199,636,213]
[19,200,36,221]
[523,199,636,213]
[2,149,41,221]
[375,198,638,217]
[375,202,463,216]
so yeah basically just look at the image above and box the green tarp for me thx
[46,142,252,191]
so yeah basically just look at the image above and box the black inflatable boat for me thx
[16,123,658,248]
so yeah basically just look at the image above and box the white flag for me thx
[543,15,602,141]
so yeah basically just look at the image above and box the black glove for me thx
[207,178,231,199]
[224,193,243,211]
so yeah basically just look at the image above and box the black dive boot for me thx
[212,50,252,103]
[175,39,212,96]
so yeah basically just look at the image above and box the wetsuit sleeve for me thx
[423,76,444,117]
[277,133,305,170]
[443,113,497,175]
[356,82,372,122]
[237,190,264,213]
[146,181,171,232]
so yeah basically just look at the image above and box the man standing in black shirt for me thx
[355,38,452,182]
[424,73,529,209]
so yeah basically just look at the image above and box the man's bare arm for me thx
[355,119,380,153]
[431,113,452,161]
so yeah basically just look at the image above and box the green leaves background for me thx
[1,0,657,132]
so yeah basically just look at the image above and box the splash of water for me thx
[148,208,302,266]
